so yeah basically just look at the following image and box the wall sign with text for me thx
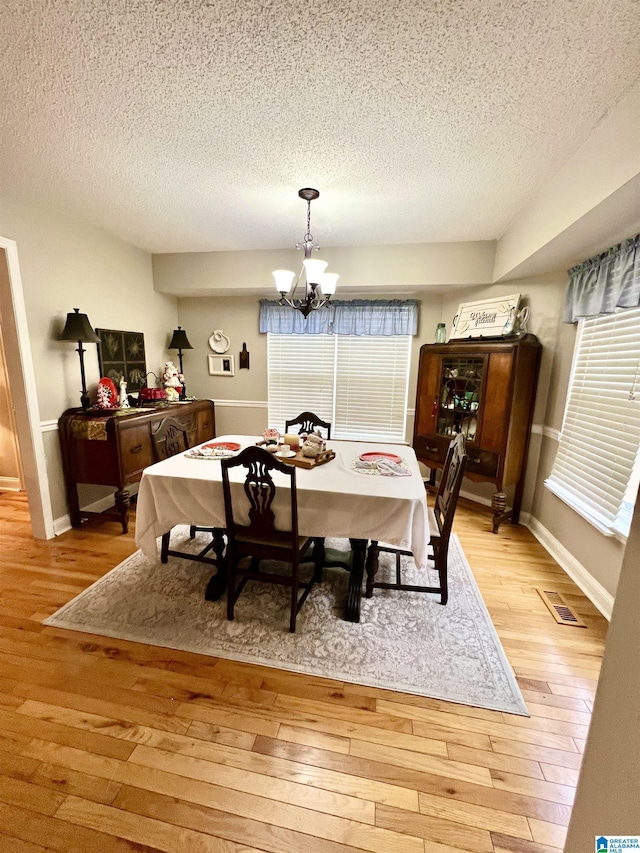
[450,294,521,340]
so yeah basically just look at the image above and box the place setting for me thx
[350,449,412,476]
[185,440,242,460]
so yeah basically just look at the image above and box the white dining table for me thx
[135,435,429,621]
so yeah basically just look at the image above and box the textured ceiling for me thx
[1,0,638,254]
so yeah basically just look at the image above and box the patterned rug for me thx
[44,528,528,715]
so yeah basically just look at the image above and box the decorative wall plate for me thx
[208,330,230,353]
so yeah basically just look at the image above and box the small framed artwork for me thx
[208,354,235,376]
[96,329,147,390]
[450,294,521,340]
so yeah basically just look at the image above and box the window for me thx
[545,307,640,538]
[267,334,411,442]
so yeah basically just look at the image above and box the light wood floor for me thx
[0,490,608,852]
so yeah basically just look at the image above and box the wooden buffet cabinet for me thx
[413,335,541,532]
[59,399,215,533]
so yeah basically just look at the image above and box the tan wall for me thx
[437,275,628,598]
[437,275,565,511]
[179,276,627,599]
[0,192,633,601]
[177,293,444,441]
[153,241,496,295]
[0,197,179,522]
[564,493,640,847]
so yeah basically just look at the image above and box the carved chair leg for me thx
[161,531,170,564]
[290,567,299,633]
[226,549,237,622]
[114,489,130,534]
[312,537,325,583]
[433,545,448,605]
[365,541,380,598]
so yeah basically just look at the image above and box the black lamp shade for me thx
[168,326,193,350]
[60,308,101,343]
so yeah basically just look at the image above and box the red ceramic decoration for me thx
[96,376,119,409]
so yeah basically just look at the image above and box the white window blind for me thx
[267,335,335,433]
[334,336,410,441]
[267,333,411,442]
[545,307,640,537]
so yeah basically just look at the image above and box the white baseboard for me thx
[0,476,22,491]
[53,494,123,538]
[54,514,72,536]
[524,516,614,621]
[459,488,493,507]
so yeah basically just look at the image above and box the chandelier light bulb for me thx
[320,272,339,295]
[302,258,328,285]
[273,269,296,293]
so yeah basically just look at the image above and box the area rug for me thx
[44,528,528,715]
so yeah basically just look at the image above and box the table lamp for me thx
[168,326,193,399]
[60,308,101,410]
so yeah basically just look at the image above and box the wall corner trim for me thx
[524,515,614,620]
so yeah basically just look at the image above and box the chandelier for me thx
[273,188,338,317]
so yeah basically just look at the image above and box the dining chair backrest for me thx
[152,416,221,565]
[434,433,465,502]
[151,416,190,462]
[221,445,319,633]
[285,411,332,440]
[432,433,467,545]
[221,445,299,545]
[364,432,466,606]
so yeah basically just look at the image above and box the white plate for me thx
[208,330,230,353]
[276,450,296,458]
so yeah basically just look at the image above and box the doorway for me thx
[0,238,54,539]
[0,319,23,490]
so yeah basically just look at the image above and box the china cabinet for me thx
[59,400,215,534]
[413,334,541,532]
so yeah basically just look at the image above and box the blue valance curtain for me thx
[563,233,640,323]
[259,299,419,335]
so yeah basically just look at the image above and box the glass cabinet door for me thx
[437,355,485,441]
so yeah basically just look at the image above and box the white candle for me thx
[284,432,300,448]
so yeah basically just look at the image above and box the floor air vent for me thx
[536,588,587,627]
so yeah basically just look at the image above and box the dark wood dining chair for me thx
[284,411,332,439]
[150,417,223,568]
[221,445,322,633]
[365,434,467,605]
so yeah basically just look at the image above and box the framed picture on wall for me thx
[96,329,147,391]
[208,354,235,376]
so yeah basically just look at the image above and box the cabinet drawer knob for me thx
[131,444,143,453]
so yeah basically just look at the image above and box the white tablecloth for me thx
[134,436,430,569]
